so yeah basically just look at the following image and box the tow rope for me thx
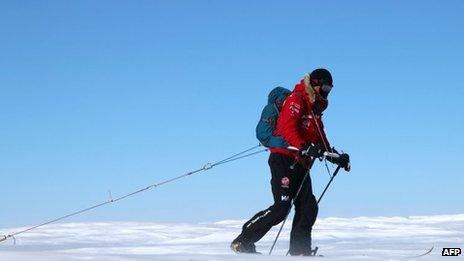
[0,144,266,244]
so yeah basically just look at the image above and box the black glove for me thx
[326,147,350,171]
[299,143,325,158]
[337,153,350,170]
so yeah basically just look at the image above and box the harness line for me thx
[0,144,266,244]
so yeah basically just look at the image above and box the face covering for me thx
[312,92,328,115]
[320,90,329,99]
[320,84,332,99]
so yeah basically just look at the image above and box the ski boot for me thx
[230,239,261,254]
[288,246,322,257]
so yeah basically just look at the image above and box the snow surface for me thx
[1,214,463,260]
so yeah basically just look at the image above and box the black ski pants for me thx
[236,153,318,255]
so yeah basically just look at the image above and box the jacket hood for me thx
[294,79,329,114]
[294,79,307,93]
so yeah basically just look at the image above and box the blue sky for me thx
[1,1,463,228]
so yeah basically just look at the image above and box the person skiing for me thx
[231,68,350,256]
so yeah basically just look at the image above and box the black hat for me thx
[310,68,333,87]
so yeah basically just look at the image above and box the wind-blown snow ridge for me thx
[0,214,462,260]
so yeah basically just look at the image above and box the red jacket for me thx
[270,80,331,158]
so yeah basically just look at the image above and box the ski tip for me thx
[407,246,434,258]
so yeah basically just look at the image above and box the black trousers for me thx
[236,153,318,255]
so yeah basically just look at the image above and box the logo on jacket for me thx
[289,102,300,116]
[281,177,290,188]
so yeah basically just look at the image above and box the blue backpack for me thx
[256,87,291,148]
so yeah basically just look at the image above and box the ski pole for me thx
[317,165,341,204]
[268,156,316,255]
[281,163,343,257]
[271,150,343,256]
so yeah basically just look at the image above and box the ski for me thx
[405,246,434,258]
[283,246,433,259]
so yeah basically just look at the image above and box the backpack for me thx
[256,86,291,148]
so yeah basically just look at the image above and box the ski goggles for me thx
[310,78,333,93]
[321,84,333,93]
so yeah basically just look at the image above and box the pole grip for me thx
[324,152,340,158]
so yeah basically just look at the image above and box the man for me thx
[231,68,350,256]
